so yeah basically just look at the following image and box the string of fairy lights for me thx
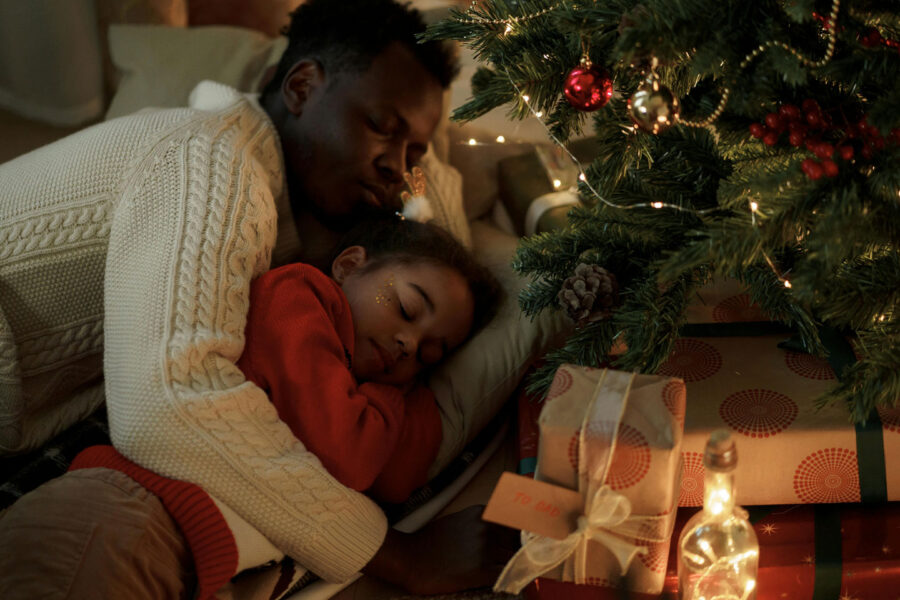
[454,0,847,289]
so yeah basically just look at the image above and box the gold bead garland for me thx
[455,1,557,26]
[683,0,839,128]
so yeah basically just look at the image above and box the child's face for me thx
[333,248,475,386]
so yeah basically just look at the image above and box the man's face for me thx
[334,249,474,386]
[281,42,444,229]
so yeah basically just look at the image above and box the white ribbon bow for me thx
[493,484,647,594]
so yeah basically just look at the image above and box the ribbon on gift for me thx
[494,370,673,594]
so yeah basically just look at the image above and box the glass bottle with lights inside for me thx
[677,429,759,600]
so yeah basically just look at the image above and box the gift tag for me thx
[483,472,583,540]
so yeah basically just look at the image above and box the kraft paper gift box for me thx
[656,278,900,507]
[491,366,686,596]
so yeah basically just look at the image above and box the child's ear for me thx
[331,246,368,284]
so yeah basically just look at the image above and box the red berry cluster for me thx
[857,26,900,52]
[748,100,900,180]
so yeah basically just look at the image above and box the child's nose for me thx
[396,329,419,357]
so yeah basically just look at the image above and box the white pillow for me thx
[429,220,572,475]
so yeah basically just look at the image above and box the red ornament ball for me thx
[763,131,779,146]
[821,159,839,177]
[563,65,613,112]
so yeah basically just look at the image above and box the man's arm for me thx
[102,100,386,581]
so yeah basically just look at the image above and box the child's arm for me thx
[239,264,408,493]
[367,384,442,504]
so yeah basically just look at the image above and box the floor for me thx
[327,429,521,600]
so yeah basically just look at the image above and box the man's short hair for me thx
[261,0,458,102]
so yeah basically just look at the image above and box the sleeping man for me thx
[0,0,516,597]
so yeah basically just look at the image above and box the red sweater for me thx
[236,263,442,503]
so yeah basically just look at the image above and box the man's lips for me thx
[361,183,387,208]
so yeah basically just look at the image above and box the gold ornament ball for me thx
[628,78,680,134]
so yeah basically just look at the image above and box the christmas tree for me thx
[426,0,899,423]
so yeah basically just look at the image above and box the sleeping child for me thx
[237,216,502,503]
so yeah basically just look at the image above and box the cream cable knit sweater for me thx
[0,81,386,581]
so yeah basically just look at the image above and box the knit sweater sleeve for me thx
[237,264,407,494]
[102,89,386,582]
[368,384,443,504]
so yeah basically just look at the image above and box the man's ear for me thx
[331,246,368,284]
[281,59,325,116]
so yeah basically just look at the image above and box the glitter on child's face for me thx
[374,274,395,305]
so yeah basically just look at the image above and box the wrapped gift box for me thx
[658,333,899,507]
[500,365,686,596]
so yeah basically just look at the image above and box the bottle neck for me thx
[703,469,736,517]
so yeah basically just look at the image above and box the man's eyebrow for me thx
[409,282,434,312]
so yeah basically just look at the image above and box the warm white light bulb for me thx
[505,23,513,34]
[468,138,477,146]
[522,94,530,102]
[750,201,758,211]
[496,135,506,143]
[784,280,792,288]
[535,111,543,117]
[579,173,586,181]
[552,179,562,189]
[652,202,663,209]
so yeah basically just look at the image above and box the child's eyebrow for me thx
[409,282,434,313]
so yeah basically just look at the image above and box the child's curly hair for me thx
[330,217,504,338]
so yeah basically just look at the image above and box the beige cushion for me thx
[106,24,286,120]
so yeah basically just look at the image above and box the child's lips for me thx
[372,340,395,372]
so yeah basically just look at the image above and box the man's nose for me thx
[377,141,407,186]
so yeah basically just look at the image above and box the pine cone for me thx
[557,263,620,325]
